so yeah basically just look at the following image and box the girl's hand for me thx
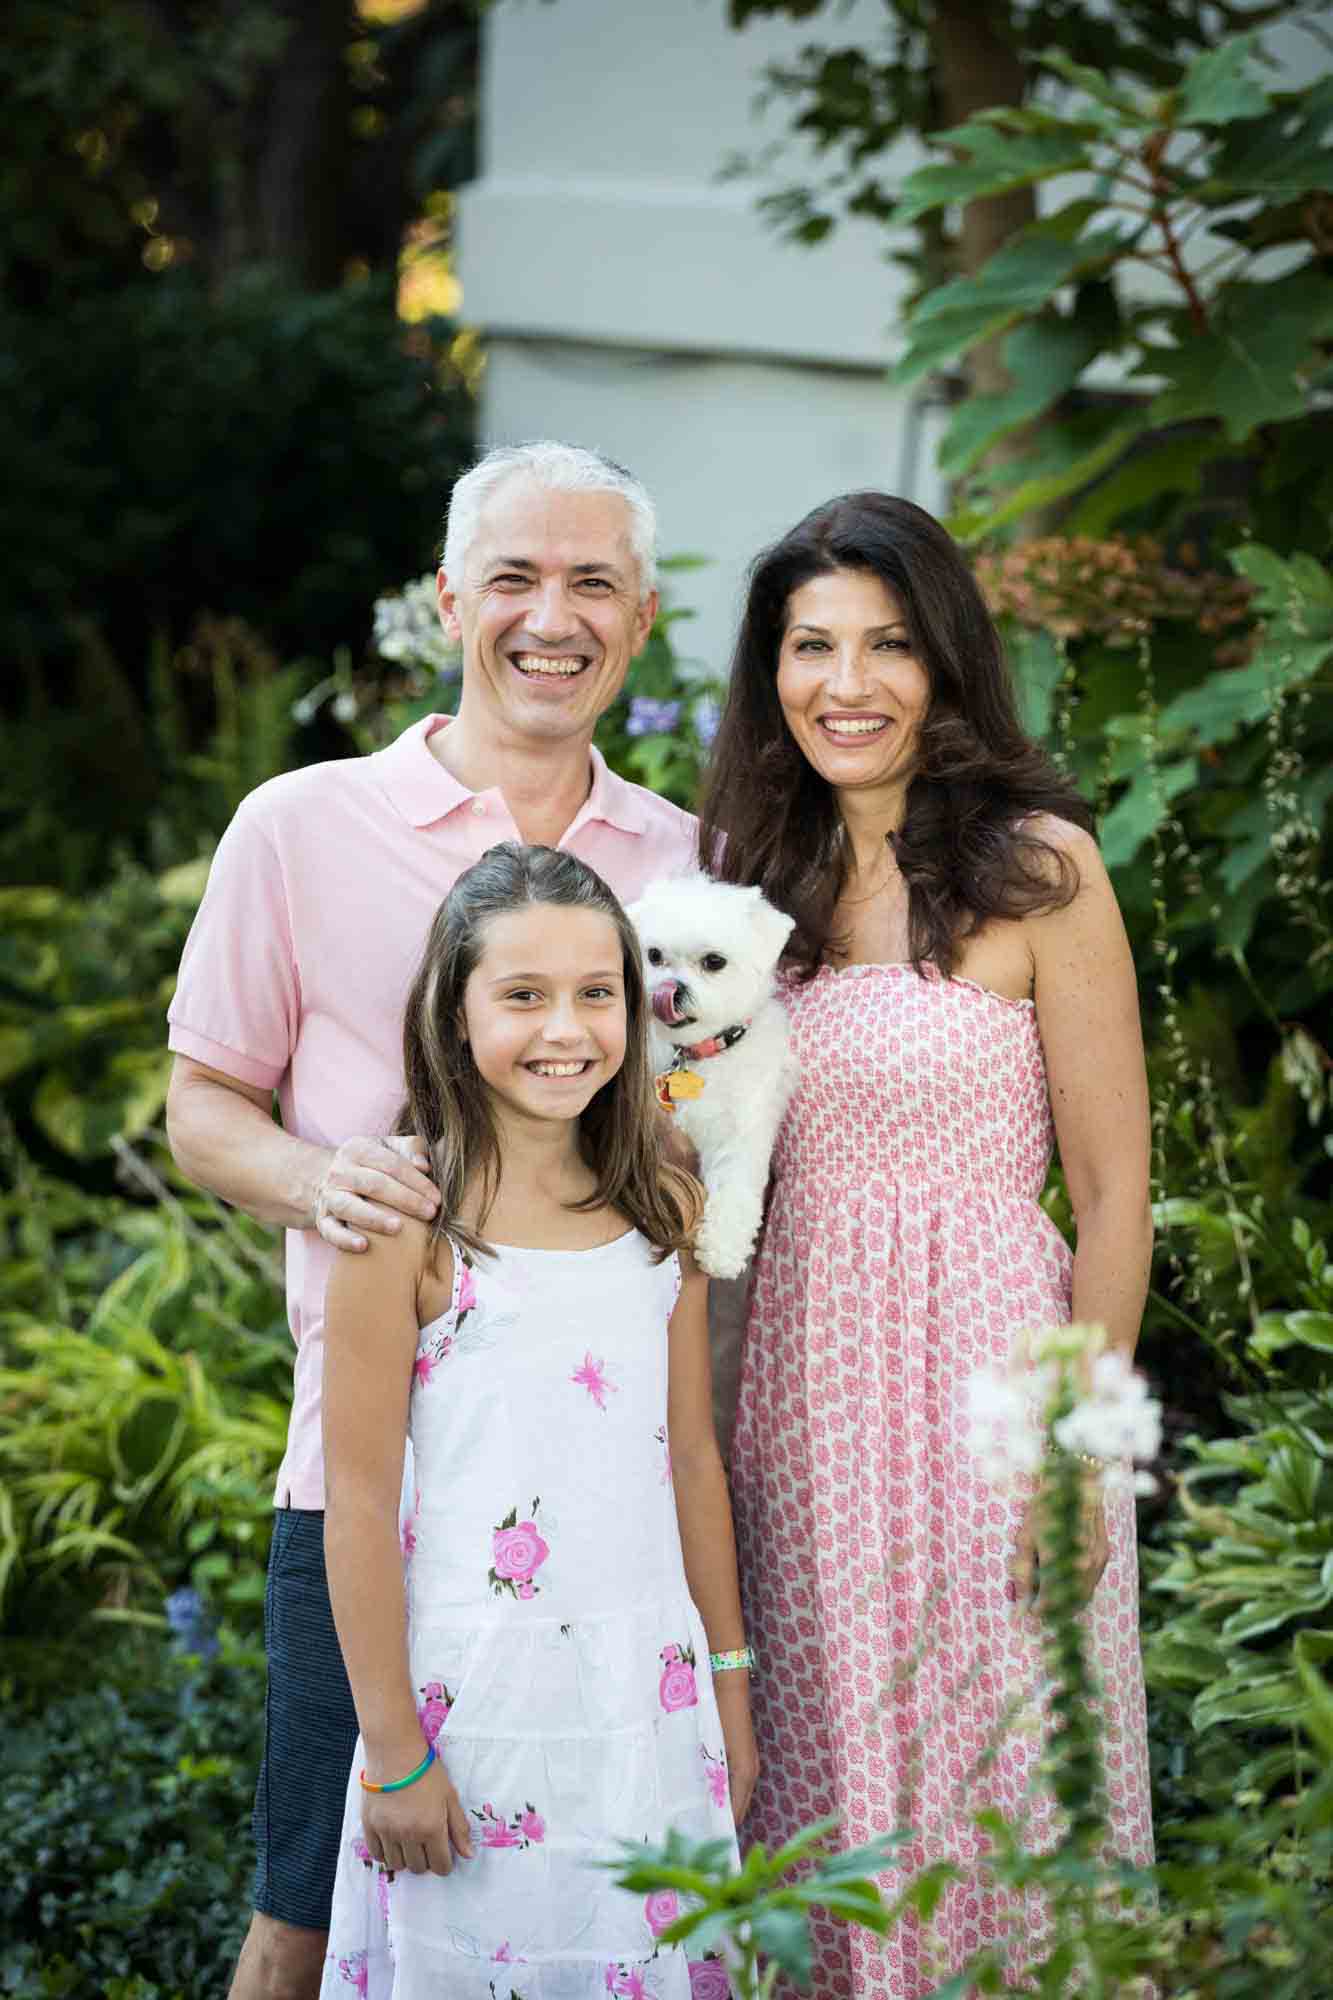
[714,1675,759,1823]
[1010,1469,1110,1608]
[361,1755,473,1877]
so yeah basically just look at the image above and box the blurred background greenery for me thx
[1,2,1331,1993]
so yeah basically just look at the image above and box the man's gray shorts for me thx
[252,1508,359,1931]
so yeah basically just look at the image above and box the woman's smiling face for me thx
[775,568,931,804]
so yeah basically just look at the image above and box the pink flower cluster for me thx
[492,1518,550,1600]
[417,1679,452,1746]
[659,1641,699,1713]
[472,1800,546,1849]
[643,1887,680,1938]
[700,1744,729,1809]
[604,1966,647,2000]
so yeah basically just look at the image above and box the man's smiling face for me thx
[437,477,658,746]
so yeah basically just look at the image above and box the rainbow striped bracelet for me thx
[360,1744,436,1794]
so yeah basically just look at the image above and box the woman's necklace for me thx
[840,857,898,906]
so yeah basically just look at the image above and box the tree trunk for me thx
[250,0,353,288]
[928,1,1034,399]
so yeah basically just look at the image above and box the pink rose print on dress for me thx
[700,1744,729,1809]
[336,1953,369,1994]
[658,1640,698,1712]
[654,1424,672,1486]
[489,1502,550,1600]
[644,1888,680,1937]
[492,1941,527,1964]
[688,1958,732,2000]
[472,1800,546,1849]
[456,1256,478,1319]
[604,1968,648,2000]
[572,1351,617,1409]
[417,1679,454,1746]
[401,1517,417,1558]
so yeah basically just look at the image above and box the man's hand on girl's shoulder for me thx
[315,1133,439,1251]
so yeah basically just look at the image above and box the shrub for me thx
[1,1637,262,1997]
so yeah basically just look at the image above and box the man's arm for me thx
[166,1055,439,1249]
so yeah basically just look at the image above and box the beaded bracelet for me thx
[360,1744,436,1794]
[709,1645,756,1674]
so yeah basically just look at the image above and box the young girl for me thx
[318,842,756,1999]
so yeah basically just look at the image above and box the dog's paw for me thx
[695,1194,760,1280]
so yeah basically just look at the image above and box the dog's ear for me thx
[748,892,796,964]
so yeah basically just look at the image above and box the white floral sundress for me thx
[320,1229,738,2000]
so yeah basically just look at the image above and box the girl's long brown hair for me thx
[397,842,700,1263]
[698,492,1094,979]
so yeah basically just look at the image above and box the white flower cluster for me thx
[965,1326,1162,1496]
[371,573,461,679]
[964,1364,1052,1487]
[1053,1351,1163,1495]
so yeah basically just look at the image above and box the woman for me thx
[699,494,1154,1999]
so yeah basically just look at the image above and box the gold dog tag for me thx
[655,1067,706,1112]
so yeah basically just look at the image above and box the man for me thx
[166,441,698,2000]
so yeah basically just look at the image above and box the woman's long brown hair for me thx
[698,492,1094,979]
[397,842,700,1263]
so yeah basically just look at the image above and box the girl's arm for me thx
[323,1218,472,1874]
[668,1247,759,1822]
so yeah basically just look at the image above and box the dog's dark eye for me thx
[701,953,728,973]
[646,946,663,966]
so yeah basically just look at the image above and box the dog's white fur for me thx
[628,875,798,1279]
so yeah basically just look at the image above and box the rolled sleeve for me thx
[167,792,300,1093]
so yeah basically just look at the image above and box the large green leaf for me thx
[1006,626,1066,740]
[939,306,1108,478]
[1144,267,1333,441]
[1037,49,1150,128]
[949,415,1148,543]
[1100,757,1199,870]
[890,123,1092,230]
[1066,433,1232,536]
[1158,644,1326,747]
[1179,32,1270,127]
[892,227,1126,388]
[32,1046,172,1158]
[1205,75,1333,199]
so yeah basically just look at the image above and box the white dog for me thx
[628,875,798,1279]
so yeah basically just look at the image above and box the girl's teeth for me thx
[516,655,585,676]
[530,1060,587,1075]
[823,718,886,735]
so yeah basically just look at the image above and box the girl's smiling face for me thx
[775,568,931,804]
[461,903,627,1130]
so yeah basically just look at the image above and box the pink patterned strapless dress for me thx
[730,963,1153,2000]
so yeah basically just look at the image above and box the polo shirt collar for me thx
[374,714,649,836]
[373,715,475,828]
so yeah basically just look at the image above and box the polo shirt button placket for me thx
[471,800,486,816]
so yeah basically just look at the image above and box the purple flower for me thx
[627,696,681,737]
[165,1586,218,1661]
[693,695,722,746]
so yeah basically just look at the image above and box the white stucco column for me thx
[456,0,941,673]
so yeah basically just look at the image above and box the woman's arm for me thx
[323,1219,472,1874]
[668,1248,758,1821]
[1030,823,1154,1361]
[1016,824,1153,1604]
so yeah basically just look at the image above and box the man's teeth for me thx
[823,717,887,735]
[515,655,586,677]
[528,1060,588,1076]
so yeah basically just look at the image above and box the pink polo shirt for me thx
[167,714,698,1507]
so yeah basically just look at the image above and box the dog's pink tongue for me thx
[652,982,684,1027]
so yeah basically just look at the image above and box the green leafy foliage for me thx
[2,1637,262,1996]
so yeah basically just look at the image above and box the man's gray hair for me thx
[441,440,658,597]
